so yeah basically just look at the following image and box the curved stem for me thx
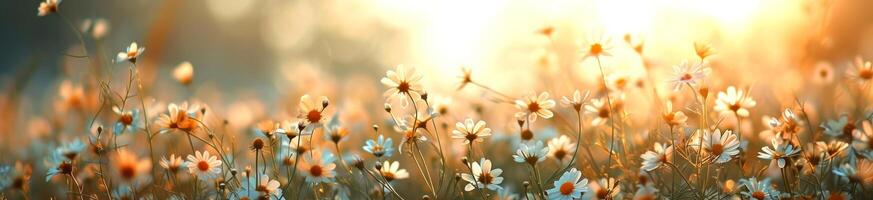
[57,11,90,60]
[595,57,617,175]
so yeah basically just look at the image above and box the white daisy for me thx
[853,120,873,151]
[547,135,576,162]
[115,42,145,63]
[298,94,328,125]
[662,102,688,127]
[713,86,756,117]
[461,158,503,191]
[584,97,611,126]
[451,118,492,144]
[186,151,222,181]
[512,140,549,165]
[156,102,201,134]
[739,177,779,200]
[159,154,185,174]
[561,90,590,112]
[669,61,711,91]
[515,92,556,122]
[690,129,740,164]
[584,178,622,200]
[113,149,151,183]
[378,160,409,182]
[380,65,423,107]
[847,56,873,83]
[298,149,337,184]
[815,140,849,160]
[640,142,672,171]
[255,175,282,197]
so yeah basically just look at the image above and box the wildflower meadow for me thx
[3,0,873,199]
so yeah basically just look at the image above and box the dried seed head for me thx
[297,122,306,132]
[699,87,710,98]
[251,138,265,150]
[420,92,429,101]
[59,162,73,174]
[374,162,383,170]
[352,157,365,170]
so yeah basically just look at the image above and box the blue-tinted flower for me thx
[56,138,86,161]
[833,159,873,185]
[113,106,141,135]
[44,153,71,182]
[0,165,11,189]
[363,134,394,158]
[546,168,588,200]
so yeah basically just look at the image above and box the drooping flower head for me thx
[694,42,714,61]
[37,0,60,16]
